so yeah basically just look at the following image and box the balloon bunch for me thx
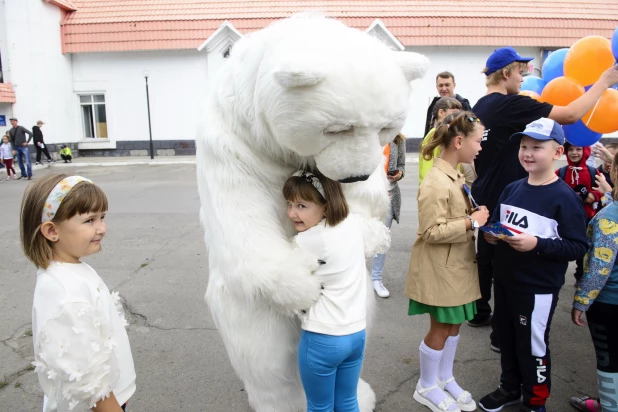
[519,28,618,146]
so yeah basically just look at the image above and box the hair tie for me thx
[292,170,325,198]
[42,176,93,223]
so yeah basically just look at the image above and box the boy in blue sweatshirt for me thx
[478,118,588,412]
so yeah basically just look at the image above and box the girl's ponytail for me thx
[421,110,482,161]
[422,122,451,161]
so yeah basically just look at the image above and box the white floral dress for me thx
[32,261,136,411]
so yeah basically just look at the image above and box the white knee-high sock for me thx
[438,334,459,382]
[419,341,459,410]
[419,340,443,388]
[438,334,471,403]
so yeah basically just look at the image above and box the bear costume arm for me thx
[197,134,323,314]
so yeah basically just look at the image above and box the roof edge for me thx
[44,0,77,12]
[0,82,17,104]
[197,20,243,52]
[365,18,404,51]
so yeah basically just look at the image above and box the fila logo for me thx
[482,129,490,141]
[519,315,527,326]
[536,358,547,383]
[505,210,529,229]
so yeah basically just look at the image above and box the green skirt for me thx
[408,299,477,324]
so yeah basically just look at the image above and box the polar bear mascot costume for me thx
[196,13,428,412]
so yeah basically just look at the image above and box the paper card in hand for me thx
[479,223,514,239]
[462,184,479,210]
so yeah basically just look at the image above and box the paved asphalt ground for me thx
[0,158,592,412]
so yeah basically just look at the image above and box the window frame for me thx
[78,93,109,139]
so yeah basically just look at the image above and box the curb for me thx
[33,160,197,168]
[27,156,420,168]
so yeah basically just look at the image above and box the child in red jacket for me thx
[556,142,602,281]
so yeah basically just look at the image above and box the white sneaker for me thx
[372,281,390,298]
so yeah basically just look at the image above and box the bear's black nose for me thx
[339,175,370,183]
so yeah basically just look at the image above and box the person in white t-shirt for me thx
[20,173,136,412]
[283,170,390,412]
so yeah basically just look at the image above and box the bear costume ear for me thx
[392,51,430,83]
[273,68,327,88]
[273,58,328,88]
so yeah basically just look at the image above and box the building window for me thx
[79,94,108,138]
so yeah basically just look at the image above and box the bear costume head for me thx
[212,13,429,182]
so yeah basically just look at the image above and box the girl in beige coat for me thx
[406,112,489,412]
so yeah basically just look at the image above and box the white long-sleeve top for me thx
[32,261,136,411]
[294,214,390,336]
[0,142,12,159]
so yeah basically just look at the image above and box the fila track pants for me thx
[494,282,558,408]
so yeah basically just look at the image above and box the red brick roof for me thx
[0,83,16,103]
[58,0,618,53]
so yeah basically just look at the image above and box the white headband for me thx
[292,170,325,198]
[42,176,93,223]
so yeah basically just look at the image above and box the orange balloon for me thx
[540,76,585,106]
[519,90,541,101]
[564,36,614,86]
[582,88,618,134]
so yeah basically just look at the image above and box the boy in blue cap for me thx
[478,118,588,412]
[469,47,618,349]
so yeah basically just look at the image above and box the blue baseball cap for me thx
[510,118,565,145]
[485,47,534,76]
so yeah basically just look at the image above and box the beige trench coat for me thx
[405,158,481,307]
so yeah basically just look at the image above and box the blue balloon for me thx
[521,76,546,95]
[612,27,618,61]
[563,120,602,147]
[542,48,568,83]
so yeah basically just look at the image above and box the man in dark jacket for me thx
[32,120,54,164]
[8,117,34,180]
[424,71,472,136]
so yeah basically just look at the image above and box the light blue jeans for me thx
[298,329,366,412]
[15,146,32,178]
[371,214,394,282]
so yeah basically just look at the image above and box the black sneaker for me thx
[479,386,521,411]
[490,342,501,353]
[467,314,492,327]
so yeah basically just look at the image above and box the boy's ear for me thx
[40,222,59,242]
[555,145,565,160]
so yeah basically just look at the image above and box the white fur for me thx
[197,14,428,412]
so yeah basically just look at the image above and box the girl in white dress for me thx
[20,173,136,412]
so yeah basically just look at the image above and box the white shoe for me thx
[438,378,476,412]
[372,281,390,298]
[414,382,461,412]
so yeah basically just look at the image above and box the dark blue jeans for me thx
[14,146,32,177]
[298,329,366,412]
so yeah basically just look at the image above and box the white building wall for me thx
[401,46,542,138]
[71,50,208,143]
[3,0,74,143]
